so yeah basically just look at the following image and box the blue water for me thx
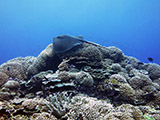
[0,0,160,65]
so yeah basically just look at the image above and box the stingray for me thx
[53,35,89,53]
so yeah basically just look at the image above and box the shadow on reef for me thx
[0,35,160,120]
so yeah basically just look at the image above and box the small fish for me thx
[137,62,144,65]
[7,67,10,71]
[147,57,153,62]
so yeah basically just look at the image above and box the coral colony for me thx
[0,35,160,120]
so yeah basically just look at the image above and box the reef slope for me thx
[0,35,160,120]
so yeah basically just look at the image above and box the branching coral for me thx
[65,94,113,120]
[46,91,73,118]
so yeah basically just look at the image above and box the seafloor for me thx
[0,35,160,120]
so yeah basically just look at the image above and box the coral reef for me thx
[80,45,103,61]
[74,71,94,86]
[46,91,73,118]
[27,44,55,76]
[0,92,12,101]
[4,80,20,89]
[30,112,58,120]
[64,94,113,120]
[111,63,122,73]
[23,70,94,96]
[147,63,160,80]
[128,73,153,89]
[107,46,125,62]
[0,56,35,86]
[64,94,160,120]
[0,72,8,86]
[110,74,127,83]
[0,35,160,120]
[0,97,58,120]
